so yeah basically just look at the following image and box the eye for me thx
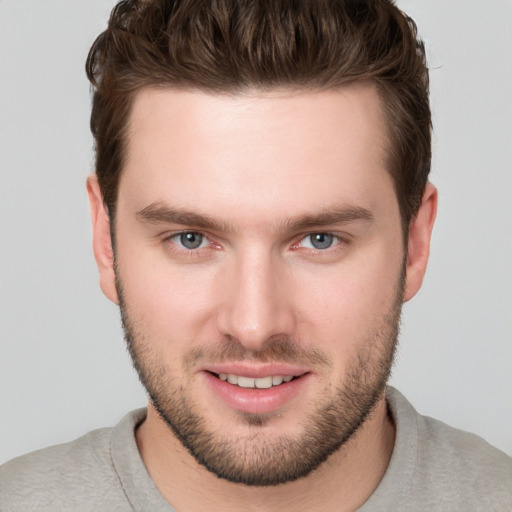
[299,233,338,250]
[172,231,209,250]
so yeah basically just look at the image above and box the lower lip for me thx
[203,372,311,414]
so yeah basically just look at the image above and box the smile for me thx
[216,373,296,389]
[205,369,311,414]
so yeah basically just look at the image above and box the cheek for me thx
[293,250,403,351]
[116,246,219,344]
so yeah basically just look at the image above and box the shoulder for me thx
[419,410,512,470]
[0,428,116,511]
[417,411,512,502]
[0,410,145,512]
[382,387,512,510]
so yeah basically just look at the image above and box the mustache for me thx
[184,335,333,370]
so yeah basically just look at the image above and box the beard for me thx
[117,268,404,487]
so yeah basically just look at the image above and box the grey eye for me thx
[179,232,204,249]
[309,233,334,250]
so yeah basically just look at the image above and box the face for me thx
[95,84,414,485]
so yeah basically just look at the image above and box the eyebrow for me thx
[283,206,374,231]
[136,202,232,232]
[136,202,374,233]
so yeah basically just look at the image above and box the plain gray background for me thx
[1,1,511,464]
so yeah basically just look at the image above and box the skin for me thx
[87,83,437,511]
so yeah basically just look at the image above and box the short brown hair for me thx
[86,0,431,231]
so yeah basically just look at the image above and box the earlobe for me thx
[404,183,438,302]
[86,174,119,304]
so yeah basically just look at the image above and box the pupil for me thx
[311,233,333,250]
[180,232,203,249]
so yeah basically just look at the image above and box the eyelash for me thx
[291,233,344,252]
[163,231,347,256]
[164,231,218,259]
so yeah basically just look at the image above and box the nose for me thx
[216,249,295,352]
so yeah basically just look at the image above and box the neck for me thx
[136,393,395,512]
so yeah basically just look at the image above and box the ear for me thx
[403,183,438,302]
[86,174,119,304]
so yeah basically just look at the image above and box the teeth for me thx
[255,376,273,389]
[237,376,255,388]
[217,373,295,388]
[272,376,283,386]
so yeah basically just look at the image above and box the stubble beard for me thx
[117,270,404,487]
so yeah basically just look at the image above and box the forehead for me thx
[120,84,395,226]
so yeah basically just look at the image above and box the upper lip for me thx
[201,363,310,379]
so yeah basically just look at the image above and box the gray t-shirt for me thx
[1,387,511,511]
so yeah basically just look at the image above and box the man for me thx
[1,0,511,510]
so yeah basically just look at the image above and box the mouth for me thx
[203,368,310,414]
[211,372,298,389]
